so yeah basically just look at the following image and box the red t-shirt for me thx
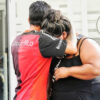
[11,30,66,100]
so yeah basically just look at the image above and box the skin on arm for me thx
[64,31,77,54]
[54,39,100,80]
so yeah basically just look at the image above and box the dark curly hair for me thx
[41,9,72,37]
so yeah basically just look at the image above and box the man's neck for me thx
[29,25,41,32]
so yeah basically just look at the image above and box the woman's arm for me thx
[65,32,77,54]
[54,39,100,80]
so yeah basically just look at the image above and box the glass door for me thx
[0,0,8,99]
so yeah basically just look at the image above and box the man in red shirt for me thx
[11,1,77,100]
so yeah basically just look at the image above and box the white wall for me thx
[87,0,100,38]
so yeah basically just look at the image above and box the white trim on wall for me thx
[7,0,17,100]
[81,0,88,36]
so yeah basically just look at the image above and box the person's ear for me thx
[62,31,67,39]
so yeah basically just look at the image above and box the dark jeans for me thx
[50,87,92,100]
[92,83,100,100]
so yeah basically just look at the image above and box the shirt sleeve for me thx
[39,33,67,57]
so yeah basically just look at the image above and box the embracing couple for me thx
[11,1,100,100]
